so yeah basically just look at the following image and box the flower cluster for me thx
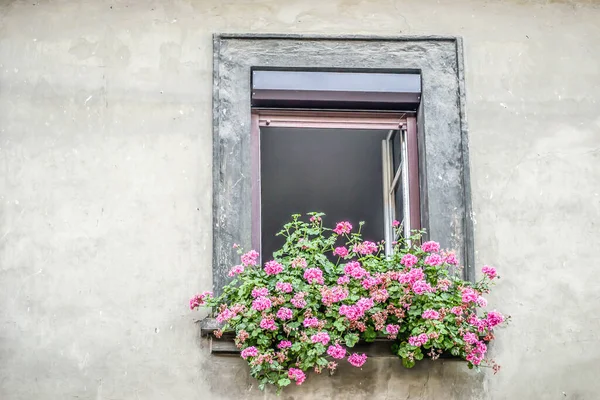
[190,213,507,391]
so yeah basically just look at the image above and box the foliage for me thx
[190,213,507,391]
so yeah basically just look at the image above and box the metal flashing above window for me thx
[251,70,421,110]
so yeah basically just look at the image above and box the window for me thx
[212,35,473,295]
[253,111,420,260]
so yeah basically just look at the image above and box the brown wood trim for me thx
[255,110,407,130]
[406,116,421,231]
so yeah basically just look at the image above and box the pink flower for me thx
[259,317,277,331]
[241,250,259,266]
[228,265,245,277]
[337,275,350,285]
[251,287,269,298]
[392,220,401,228]
[303,317,320,328]
[343,261,368,279]
[451,306,463,316]
[240,346,258,359]
[311,331,331,345]
[189,291,212,310]
[466,341,487,366]
[275,282,293,293]
[477,296,488,307]
[399,267,424,284]
[278,340,292,349]
[339,305,364,321]
[276,307,293,321]
[333,221,353,235]
[437,279,451,292]
[304,267,324,285]
[353,241,378,255]
[356,297,374,312]
[386,324,400,335]
[288,368,306,385]
[371,288,389,303]
[309,215,321,223]
[264,260,283,275]
[482,265,497,280]
[251,296,272,311]
[327,343,347,359]
[347,353,367,368]
[422,309,440,320]
[291,257,307,269]
[408,333,429,347]
[461,288,478,304]
[333,246,349,257]
[216,308,236,323]
[443,252,459,266]
[421,241,440,253]
[486,311,505,328]
[320,286,349,306]
[468,314,487,333]
[400,253,418,268]
[463,332,478,345]
[424,254,443,266]
[291,292,307,308]
[412,279,434,295]
[361,276,380,290]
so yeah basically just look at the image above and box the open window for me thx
[212,36,474,296]
[250,69,422,260]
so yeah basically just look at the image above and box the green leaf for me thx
[277,378,291,387]
[345,333,359,348]
[364,326,377,342]
[402,357,416,368]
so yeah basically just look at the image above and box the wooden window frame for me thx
[251,109,421,257]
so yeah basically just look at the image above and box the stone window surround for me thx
[212,34,473,295]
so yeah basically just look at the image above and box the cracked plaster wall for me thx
[1,0,599,399]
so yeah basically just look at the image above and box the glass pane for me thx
[394,182,404,237]
[391,130,402,173]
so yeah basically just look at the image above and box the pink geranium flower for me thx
[311,331,331,345]
[304,267,324,285]
[421,241,440,253]
[333,221,352,235]
[347,353,368,367]
[259,317,277,331]
[482,265,497,280]
[189,291,212,310]
[288,368,306,385]
[333,246,349,257]
[422,309,440,320]
[327,344,347,359]
[486,310,505,328]
[251,296,272,311]
[241,346,258,359]
[251,287,269,298]
[275,282,293,293]
[343,261,368,279]
[241,250,259,266]
[276,307,293,321]
[461,288,478,304]
[400,253,418,268]
[264,260,283,275]
[228,265,244,277]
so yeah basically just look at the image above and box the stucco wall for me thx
[1,1,599,399]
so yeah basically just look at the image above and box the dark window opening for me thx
[260,127,388,259]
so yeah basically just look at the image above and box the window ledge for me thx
[199,317,461,360]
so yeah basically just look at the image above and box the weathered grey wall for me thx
[1,0,599,399]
